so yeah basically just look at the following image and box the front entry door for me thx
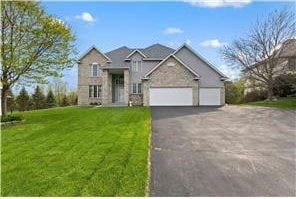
[112,75,124,103]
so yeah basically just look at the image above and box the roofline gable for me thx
[78,45,112,62]
[173,43,228,78]
[126,49,147,58]
[144,54,201,78]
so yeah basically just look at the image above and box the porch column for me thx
[124,69,129,104]
[102,69,109,105]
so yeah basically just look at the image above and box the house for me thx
[77,43,227,106]
[244,39,296,95]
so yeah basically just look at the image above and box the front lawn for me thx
[244,97,296,109]
[1,106,150,196]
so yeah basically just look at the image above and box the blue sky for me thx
[41,1,295,89]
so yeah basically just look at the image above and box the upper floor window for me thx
[90,63,100,77]
[132,61,142,72]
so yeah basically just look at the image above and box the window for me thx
[98,85,102,97]
[132,61,142,72]
[90,63,100,77]
[137,61,142,72]
[94,85,98,97]
[89,85,102,98]
[138,83,142,94]
[89,85,93,97]
[132,83,137,94]
[132,83,142,94]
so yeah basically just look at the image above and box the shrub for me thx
[1,115,23,123]
[243,90,267,102]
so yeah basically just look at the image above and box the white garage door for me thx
[199,88,221,106]
[150,88,193,106]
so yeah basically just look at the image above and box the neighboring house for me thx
[244,39,296,95]
[77,43,227,106]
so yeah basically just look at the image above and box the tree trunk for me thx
[1,87,8,115]
[267,83,274,100]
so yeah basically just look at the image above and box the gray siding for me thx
[128,52,160,93]
[175,47,224,87]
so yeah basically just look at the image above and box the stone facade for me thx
[143,57,199,106]
[78,48,109,105]
[124,69,130,104]
[129,94,143,105]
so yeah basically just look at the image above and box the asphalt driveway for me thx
[149,106,296,196]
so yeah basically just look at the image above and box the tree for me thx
[222,8,296,100]
[273,74,296,97]
[46,89,56,108]
[67,90,78,105]
[225,79,245,104]
[32,86,45,109]
[6,89,16,113]
[1,1,76,114]
[16,87,29,111]
[51,77,68,106]
[61,95,69,107]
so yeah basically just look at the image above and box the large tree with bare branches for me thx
[222,8,296,100]
[1,1,76,115]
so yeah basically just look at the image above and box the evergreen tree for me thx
[16,87,30,111]
[61,95,69,107]
[32,86,46,109]
[46,89,56,108]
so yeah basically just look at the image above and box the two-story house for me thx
[77,43,227,106]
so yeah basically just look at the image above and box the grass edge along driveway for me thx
[243,97,296,109]
[2,106,151,196]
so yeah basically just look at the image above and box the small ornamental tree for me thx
[32,86,46,109]
[16,87,29,111]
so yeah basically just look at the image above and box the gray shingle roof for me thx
[105,44,175,67]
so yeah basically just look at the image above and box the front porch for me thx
[102,67,129,105]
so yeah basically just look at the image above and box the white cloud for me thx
[199,39,227,48]
[163,27,183,35]
[185,0,252,8]
[219,64,240,79]
[75,12,96,23]
[168,41,175,46]
[185,39,191,45]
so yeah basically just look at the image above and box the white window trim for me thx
[131,82,142,94]
[132,60,142,72]
[89,84,102,98]
[90,63,100,77]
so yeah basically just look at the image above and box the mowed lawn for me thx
[1,106,151,196]
[244,97,296,109]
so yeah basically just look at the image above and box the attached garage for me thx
[150,88,193,106]
[199,88,221,106]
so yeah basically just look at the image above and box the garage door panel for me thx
[150,88,193,106]
[199,88,221,106]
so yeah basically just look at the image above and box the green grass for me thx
[244,97,296,109]
[1,106,151,196]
